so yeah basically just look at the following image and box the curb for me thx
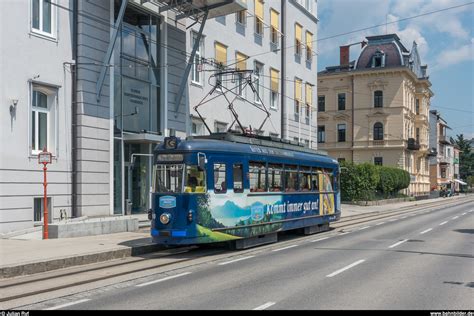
[0,243,164,279]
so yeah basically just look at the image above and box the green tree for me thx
[452,134,474,180]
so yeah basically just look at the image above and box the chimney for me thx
[340,45,350,67]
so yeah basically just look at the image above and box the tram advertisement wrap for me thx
[195,190,335,241]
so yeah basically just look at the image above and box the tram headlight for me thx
[159,213,171,225]
[187,210,194,223]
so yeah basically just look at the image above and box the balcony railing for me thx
[439,135,451,144]
[407,138,420,150]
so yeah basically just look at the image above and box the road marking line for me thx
[310,237,330,243]
[339,231,351,235]
[376,222,386,226]
[218,256,255,266]
[452,216,459,220]
[44,299,91,310]
[136,272,192,287]
[326,259,366,278]
[462,212,467,215]
[358,226,371,231]
[253,302,276,310]
[388,218,398,222]
[439,221,448,226]
[420,228,433,235]
[272,245,298,252]
[401,216,408,219]
[388,239,408,249]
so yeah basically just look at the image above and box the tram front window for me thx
[153,164,184,193]
[153,164,206,193]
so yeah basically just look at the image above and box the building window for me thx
[31,0,55,37]
[254,0,264,36]
[214,42,227,91]
[338,158,346,163]
[374,90,383,108]
[254,62,264,103]
[371,50,385,68]
[214,121,228,133]
[373,122,384,140]
[306,31,313,61]
[338,93,346,111]
[270,68,279,109]
[236,10,247,25]
[318,96,325,112]
[191,119,205,136]
[416,127,420,143]
[31,86,57,154]
[295,23,302,56]
[305,83,313,120]
[374,157,383,166]
[270,9,279,46]
[191,32,204,85]
[337,123,346,142]
[294,78,302,120]
[34,197,51,223]
[415,99,420,114]
[236,52,247,97]
[318,126,325,143]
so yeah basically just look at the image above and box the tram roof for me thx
[158,133,338,166]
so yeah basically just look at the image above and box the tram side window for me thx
[311,168,320,191]
[321,170,333,192]
[268,164,283,192]
[284,165,298,192]
[233,163,243,193]
[249,162,266,192]
[214,163,227,193]
[299,166,312,192]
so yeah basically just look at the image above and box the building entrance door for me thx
[124,143,151,214]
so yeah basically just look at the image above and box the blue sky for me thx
[316,0,474,140]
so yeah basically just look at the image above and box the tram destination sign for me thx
[156,154,184,163]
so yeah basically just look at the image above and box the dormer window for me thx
[371,50,385,68]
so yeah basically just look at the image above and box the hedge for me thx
[340,161,410,202]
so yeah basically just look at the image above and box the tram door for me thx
[124,143,151,214]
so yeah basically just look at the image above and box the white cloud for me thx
[433,39,474,70]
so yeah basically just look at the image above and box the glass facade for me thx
[113,2,161,214]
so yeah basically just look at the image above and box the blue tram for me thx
[149,133,341,248]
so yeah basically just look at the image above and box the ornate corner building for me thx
[317,34,433,198]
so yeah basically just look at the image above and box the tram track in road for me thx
[1,196,472,308]
[0,246,225,306]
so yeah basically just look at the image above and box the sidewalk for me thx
[1,195,472,279]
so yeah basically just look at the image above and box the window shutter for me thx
[306,83,313,106]
[215,42,227,66]
[270,68,279,92]
[295,79,302,101]
[270,9,279,31]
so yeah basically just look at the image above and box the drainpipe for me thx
[280,0,286,139]
[351,74,354,162]
[71,0,78,218]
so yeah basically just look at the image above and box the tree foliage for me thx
[452,134,474,181]
[340,161,410,202]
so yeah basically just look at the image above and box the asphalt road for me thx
[23,201,474,310]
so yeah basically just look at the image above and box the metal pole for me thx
[43,163,48,239]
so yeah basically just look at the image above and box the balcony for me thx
[407,138,420,151]
[415,113,428,125]
[439,135,451,144]
[439,156,450,165]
